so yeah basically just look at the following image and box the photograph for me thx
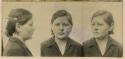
[2,2,83,57]
[2,8,33,56]
[40,9,82,57]
[83,10,122,57]
[82,2,123,57]
[1,2,123,58]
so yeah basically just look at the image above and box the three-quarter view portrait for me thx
[83,10,123,57]
[40,10,82,57]
[2,8,34,56]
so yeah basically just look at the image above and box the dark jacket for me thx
[83,36,123,57]
[40,37,82,57]
[3,37,33,56]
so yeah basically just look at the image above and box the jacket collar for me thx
[106,36,118,50]
[87,36,116,48]
[87,38,97,48]
[46,36,76,48]
[10,36,26,48]
[9,36,32,56]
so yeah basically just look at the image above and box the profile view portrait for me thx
[3,8,34,56]
[40,10,82,57]
[83,10,123,57]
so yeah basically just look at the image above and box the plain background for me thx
[1,2,123,57]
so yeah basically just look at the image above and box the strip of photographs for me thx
[1,2,123,57]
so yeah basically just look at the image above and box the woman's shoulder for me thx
[68,38,82,47]
[3,38,24,56]
[109,37,122,49]
[5,37,22,49]
[40,37,54,48]
[82,38,95,46]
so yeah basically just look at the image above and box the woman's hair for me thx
[51,10,73,35]
[6,8,32,37]
[51,10,73,25]
[91,10,114,34]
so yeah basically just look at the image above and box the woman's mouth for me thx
[58,32,65,35]
[94,32,99,34]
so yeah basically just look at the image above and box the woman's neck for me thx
[13,33,25,43]
[55,37,68,45]
[96,35,109,42]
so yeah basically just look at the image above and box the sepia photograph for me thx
[1,1,124,59]
[2,8,33,56]
[1,2,83,57]
[40,9,82,57]
[83,10,122,57]
[82,2,123,57]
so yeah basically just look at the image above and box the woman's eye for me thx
[63,23,70,26]
[55,23,60,26]
[29,24,32,26]
[98,23,103,26]
[92,23,95,26]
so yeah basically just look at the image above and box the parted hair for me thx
[6,8,32,37]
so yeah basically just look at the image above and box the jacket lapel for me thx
[88,38,102,56]
[103,37,118,57]
[46,37,62,56]
[10,37,33,56]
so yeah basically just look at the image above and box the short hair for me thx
[91,10,114,34]
[51,10,73,25]
[51,10,73,35]
[6,8,32,37]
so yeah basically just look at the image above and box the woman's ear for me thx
[109,23,114,33]
[51,24,54,35]
[51,24,54,29]
[15,23,21,33]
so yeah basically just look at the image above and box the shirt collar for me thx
[47,36,76,47]
[87,36,116,48]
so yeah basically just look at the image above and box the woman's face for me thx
[91,16,112,39]
[19,19,34,40]
[52,16,72,40]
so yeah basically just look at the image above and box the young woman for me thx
[83,10,123,57]
[3,8,34,56]
[40,10,82,57]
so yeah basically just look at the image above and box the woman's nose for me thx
[94,28,98,31]
[93,25,98,30]
[59,25,64,31]
[32,27,35,32]
[94,26,99,31]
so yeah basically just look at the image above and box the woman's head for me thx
[91,10,114,39]
[6,8,34,40]
[51,10,73,40]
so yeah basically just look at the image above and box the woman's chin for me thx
[94,35,101,39]
[24,37,32,40]
[94,36,105,40]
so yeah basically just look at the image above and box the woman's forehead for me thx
[92,16,105,21]
[54,16,69,21]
